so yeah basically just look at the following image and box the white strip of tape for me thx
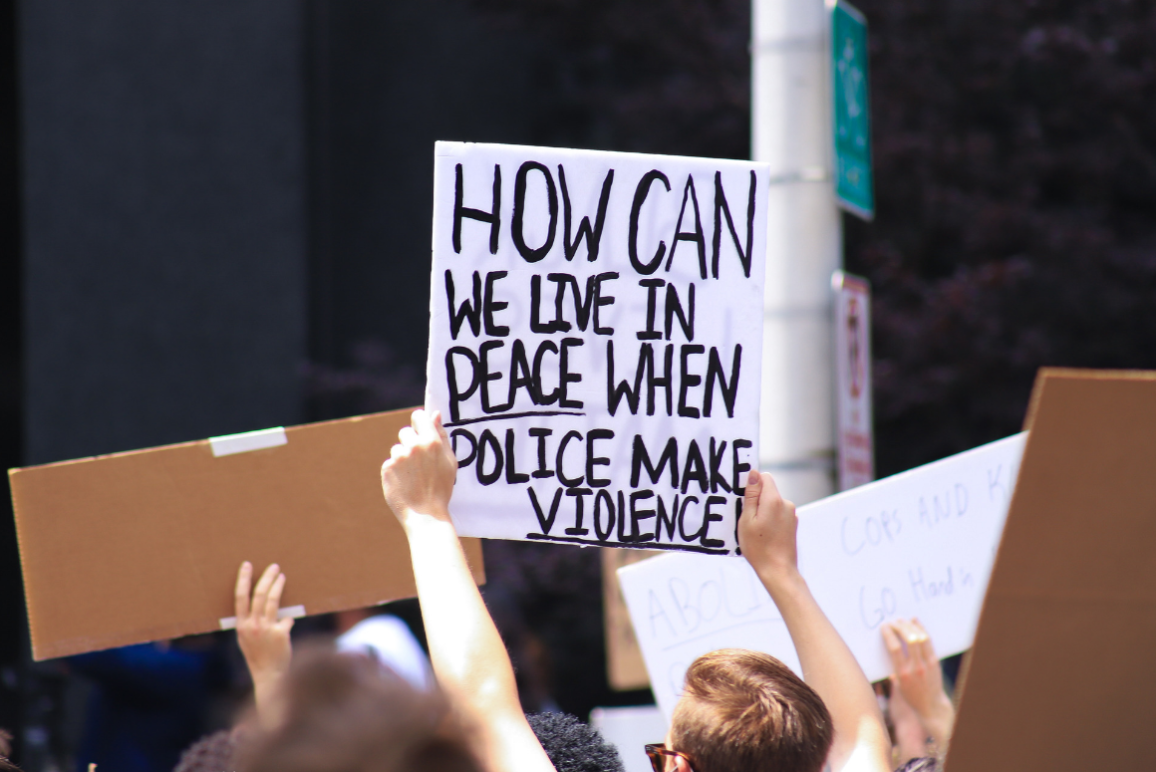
[219,604,306,630]
[209,427,288,457]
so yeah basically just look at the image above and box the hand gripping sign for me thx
[426,142,769,554]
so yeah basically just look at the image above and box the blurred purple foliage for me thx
[472,0,1156,475]
[849,0,1156,473]
[302,340,425,415]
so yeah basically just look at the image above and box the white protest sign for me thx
[426,142,769,554]
[617,433,1025,719]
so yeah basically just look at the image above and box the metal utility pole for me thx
[752,0,841,505]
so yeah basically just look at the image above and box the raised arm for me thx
[883,618,955,758]
[234,561,294,726]
[738,471,891,772]
[380,409,554,772]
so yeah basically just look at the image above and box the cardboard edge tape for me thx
[209,427,288,457]
[219,604,306,630]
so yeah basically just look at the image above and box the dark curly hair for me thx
[527,713,624,772]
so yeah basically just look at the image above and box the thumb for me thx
[743,469,762,519]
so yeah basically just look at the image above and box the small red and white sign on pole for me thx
[832,271,874,490]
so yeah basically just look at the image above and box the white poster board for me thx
[426,142,769,553]
[833,271,873,490]
[617,433,1025,718]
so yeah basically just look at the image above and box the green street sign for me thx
[831,0,874,220]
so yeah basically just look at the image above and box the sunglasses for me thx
[644,743,696,772]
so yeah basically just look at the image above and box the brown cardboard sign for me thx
[947,369,1156,771]
[9,408,485,661]
[602,547,661,691]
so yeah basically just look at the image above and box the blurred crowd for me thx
[2,411,966,772]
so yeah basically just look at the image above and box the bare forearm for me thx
[920,698,955,752]
[892,714,930,765]
[252,675,282,726]
[404,516,554,772]
[758,568,891,770]
[405,516,514,704]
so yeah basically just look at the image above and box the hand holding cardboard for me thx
[234,561,294,721]
[9,408,485,660]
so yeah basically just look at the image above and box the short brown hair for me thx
[239,649,480,772]
[670,649,833,772]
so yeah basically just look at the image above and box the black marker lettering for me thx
[556,430,584,487]
[504,429,529,483]
[628,170,671,275]
[445,347,480,423]
[451,428,477,467]
[547,274,573,332]
[483,271,510,336]
[511,161,558,263]
[532,341,560,404]
[700,496,727,548]
[558,165,614,262]
[656,493,680,541]
[478,340,506,413]
[732,439,752,493]
[665,175,707,279]
[649,344,674,416]
[586,429,614,488]
[681,440,708,494]
[711,170,756,279]
[529,427,555,479]
[445,270,483,340]
[678,344,705,418]
[530,275,561,334]
[559,338,584,408]
[637,279,665,340]
[709,438,732,493]
[593,489,616,541]
[704,345,742,418]
[565,488,592,535]
[528,487,563,534]
[630,491,657,543]
[678,495,704,542]
[593,272,618,335]
[475,429,503,485]
[506,339,535,408]
[631,435,680,488]
[607,340,644,416]
[453,163,500,254]
[664,283,695,341]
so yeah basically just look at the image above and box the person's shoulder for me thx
[526,713,624,772]
[174,727,247,772]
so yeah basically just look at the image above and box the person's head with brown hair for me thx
[665,649,833,772]
[238,648,480,772]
